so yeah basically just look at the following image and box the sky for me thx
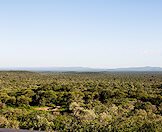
[0,0,162,68]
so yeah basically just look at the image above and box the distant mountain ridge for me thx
[111,66,162,71]
[0,66,162,72]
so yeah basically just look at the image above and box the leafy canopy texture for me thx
[0,71,162,131]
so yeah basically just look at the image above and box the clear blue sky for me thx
[0,0,162,68]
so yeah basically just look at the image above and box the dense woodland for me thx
[0,71,162,131]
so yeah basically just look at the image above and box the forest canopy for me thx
[0,71,162,131]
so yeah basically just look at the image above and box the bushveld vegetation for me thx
[0,71,162,131]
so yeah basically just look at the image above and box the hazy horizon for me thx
[0,66,162,70]
[1,0,162,68]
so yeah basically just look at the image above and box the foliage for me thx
[0,71,162,131]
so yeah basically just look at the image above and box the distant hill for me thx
[114,66,162,71]
[0,66,162,72]
[0,67,96,72]
[110,66,162,72]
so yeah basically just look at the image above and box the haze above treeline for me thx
[0,66,162,72]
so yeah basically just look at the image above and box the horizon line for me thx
[0,66,162,69]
